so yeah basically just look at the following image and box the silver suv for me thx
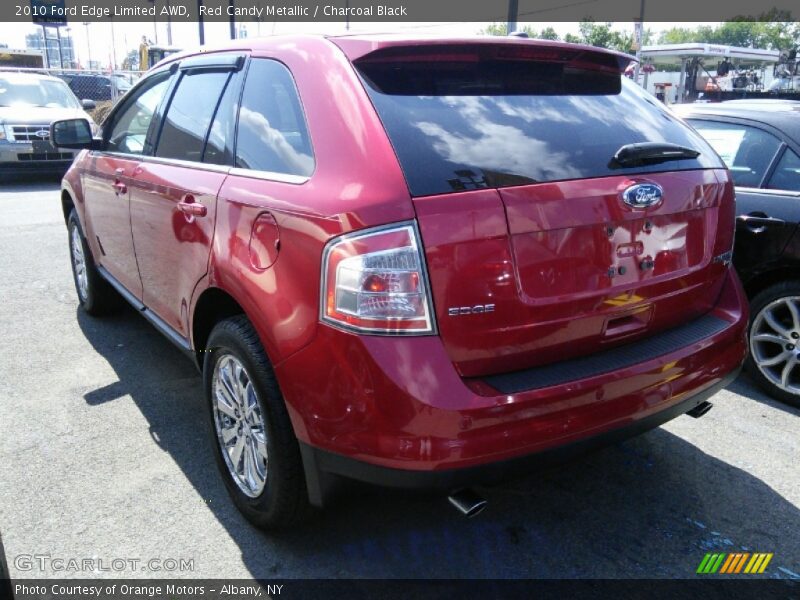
[0,71,97,176]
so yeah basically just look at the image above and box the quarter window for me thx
[107,74,171,155]
[156,71,230,162]
[766,149,800,193]
[688,119,783,188]
[235,59,314,177]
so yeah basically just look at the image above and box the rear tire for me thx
[67,209,120,316]
[203,316,310,529]
[745,280,800,408]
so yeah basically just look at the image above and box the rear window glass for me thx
[357,55,722,196]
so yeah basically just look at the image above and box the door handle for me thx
[177,196,207,218]
[738,213,785,233]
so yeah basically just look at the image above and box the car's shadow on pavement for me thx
[77,305,800,579]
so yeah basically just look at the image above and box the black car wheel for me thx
[67,210,120,315]
[203,316,310,529]
[67,210,121,315]
[746,281,800,407]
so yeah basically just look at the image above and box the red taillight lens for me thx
[320,222,436,335]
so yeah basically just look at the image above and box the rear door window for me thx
[687,119,783,188]
[766,148,800,192]
[156,70,230,162]
[234,58,314,178]
[203,71,241,166]
[357,50,722,197]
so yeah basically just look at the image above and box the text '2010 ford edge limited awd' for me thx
[52,35,747,528]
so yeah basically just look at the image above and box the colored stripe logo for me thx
[697,553,773,574]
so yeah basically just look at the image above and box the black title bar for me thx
[7,0,800,23]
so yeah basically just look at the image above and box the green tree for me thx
[538,27,560,41]
[574,20,648,54]
[658,16,799,51]
[478,23,538,37]
[579,20,617,49]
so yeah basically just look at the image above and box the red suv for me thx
[52,35,747,528]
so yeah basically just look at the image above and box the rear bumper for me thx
[300,367,738,495]
[276,266,747,503]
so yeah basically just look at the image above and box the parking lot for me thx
[0,178,798,579]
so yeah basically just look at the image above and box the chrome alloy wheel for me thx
[750,296,800,396]
[70,225,88,302]
[212,354,269,497]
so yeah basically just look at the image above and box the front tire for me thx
[203,316,310,529]
[746,281,800,407]
[67,209,119,315]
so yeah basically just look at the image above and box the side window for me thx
[688,119,782,188]
[107,74,171,155]
[235,59,314,177]
[766,149,800,193]
[156,70,230,162]
[203,71,241,166]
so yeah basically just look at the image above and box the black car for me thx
[675,100,800,406]
[58,73,133,102]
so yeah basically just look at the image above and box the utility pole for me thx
[83,22,91,69]
[633,0,646,85]
[229,0,236,39]
[145,0,158,43]
[166,0,173,45]
[198,0,205,45]
[110,18,117,69]
[506,0,518,34]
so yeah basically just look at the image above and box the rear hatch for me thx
[349,40,734,378]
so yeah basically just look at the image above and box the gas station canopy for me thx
[639,43,780,66]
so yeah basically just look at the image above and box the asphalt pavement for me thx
[0,178,798,579]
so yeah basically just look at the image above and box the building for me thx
[25,27,76,69]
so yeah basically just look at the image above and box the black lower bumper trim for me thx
[483,314,730,394]
[299,368,739,505]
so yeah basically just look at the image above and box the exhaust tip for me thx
[687,401,713,419]
[447,489,487,518]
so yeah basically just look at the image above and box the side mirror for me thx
[81,98,96,110]
[50,118,97,149]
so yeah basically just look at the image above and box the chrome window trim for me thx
[735,186,800,198]
[228,167,309,185]
[93,151,311,182]
[94,151,232,175]
[91,150,311,180]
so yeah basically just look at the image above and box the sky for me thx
[0,20,714,69]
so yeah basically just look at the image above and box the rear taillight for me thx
[320,222,436,335]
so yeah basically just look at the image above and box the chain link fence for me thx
[0,66,143,122]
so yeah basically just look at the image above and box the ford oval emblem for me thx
[622,182,663,209]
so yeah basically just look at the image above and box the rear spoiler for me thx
[333,38,635,74]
